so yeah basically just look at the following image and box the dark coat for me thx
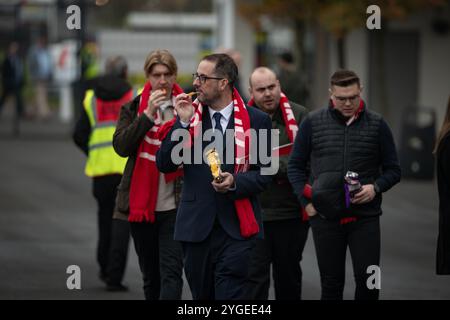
[156,106,273,242]
[436,133,450,274]
[112,94,182,216]
[258,101,309,221]
[1,54,24,90]
[288,103,401,220]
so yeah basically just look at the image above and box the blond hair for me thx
[143,49,178,77]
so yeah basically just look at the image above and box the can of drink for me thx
[344,171,363,208]
[345,171,362,198]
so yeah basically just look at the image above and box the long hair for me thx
[143,49,178,78]
[434,95,450,154]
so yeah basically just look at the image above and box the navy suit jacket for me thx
[156,105,273,242]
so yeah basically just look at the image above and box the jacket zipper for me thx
[343,125,349,177]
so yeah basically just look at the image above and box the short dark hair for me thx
[279,51,294,64]
[105,55,128,79]
[330,70,360,87]
[201,53,238,89]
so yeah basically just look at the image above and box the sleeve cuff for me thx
[300,197,311,209]
[373,181,382,194]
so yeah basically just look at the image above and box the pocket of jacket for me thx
[311,172,345,219]
[115,186,130,213]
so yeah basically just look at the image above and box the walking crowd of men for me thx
[73,47,402,300]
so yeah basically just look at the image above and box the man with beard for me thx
[156,54,273,300]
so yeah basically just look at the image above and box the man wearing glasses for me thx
[287,70,401,300]
[156,54,272,300]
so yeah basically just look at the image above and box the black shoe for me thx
[106,283,129,292]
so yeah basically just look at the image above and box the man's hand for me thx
[305,203,317,217]
[212,172,235,193]
[144,89,166,120]
[174,93,194,123]
[351,184,376,204]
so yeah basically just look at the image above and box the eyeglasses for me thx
[333,94,360,104]
[192,73,225,84]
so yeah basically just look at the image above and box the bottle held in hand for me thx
[344,171,362,207]
[206,148,223,183]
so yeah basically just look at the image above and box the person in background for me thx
[28,37,52,120]
[73,55,132,291]
[276,51,309,106]
[435,96,450,275]
[0,41,24,120]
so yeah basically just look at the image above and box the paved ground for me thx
[0,115,449,300]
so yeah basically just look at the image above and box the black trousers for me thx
[130,211,184,300]
[246,218,310,300]
[92,175,130,285]
[0,86,23,117]
[182,224,256,300]
[309,215,380,300]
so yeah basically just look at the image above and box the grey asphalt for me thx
[0,116,449,300]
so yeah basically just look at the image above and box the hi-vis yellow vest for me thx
[83,89,133,177]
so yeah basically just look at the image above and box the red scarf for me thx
[249,94,313,221]
[330,99,365,125]
[248,92,298,156]
[128,82,184,223]
[158,88,259,238]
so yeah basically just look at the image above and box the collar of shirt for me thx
[209,101,234,131]
[159,96,176,113]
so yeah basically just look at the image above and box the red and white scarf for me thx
[330,98,365,126]
[249,93,313,220]
[128,82,184,223]
[158,88,259,238]
[248,92,298,156]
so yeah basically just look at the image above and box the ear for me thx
[219,78,229,92]
[328,87,333,98]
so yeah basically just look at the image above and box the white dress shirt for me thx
[180,101,234,130]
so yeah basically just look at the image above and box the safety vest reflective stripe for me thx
[95,121,117,129]
[83,89,132,177]
[89,141,113,151]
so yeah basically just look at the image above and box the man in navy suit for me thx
[156,53,273,300]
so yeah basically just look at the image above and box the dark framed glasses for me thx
[192,73,225,84]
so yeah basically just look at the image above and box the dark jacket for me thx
[436,133,450,274]
[288,102,401,220]
[1,54,24,90]
[258,101,308,221]
[156,106,273,242]
[73,75,132,155]
[112,95,183,215]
